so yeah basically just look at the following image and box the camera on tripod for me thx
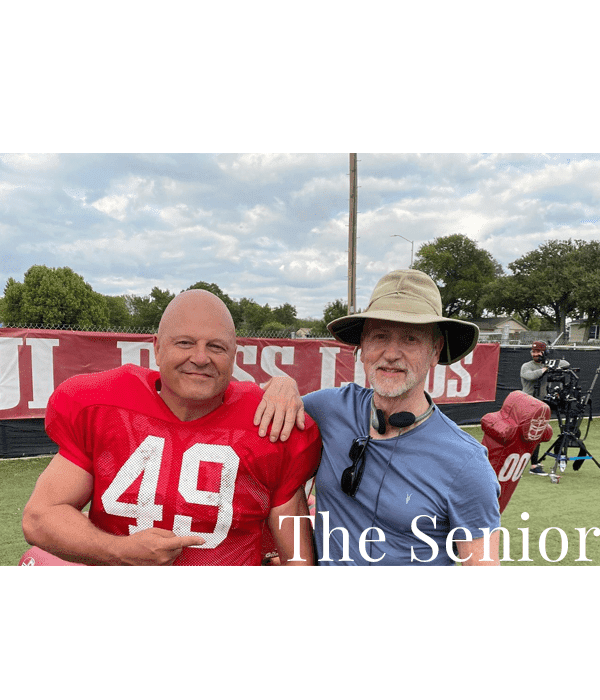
[539,361,600,483]
[542,363,582,412]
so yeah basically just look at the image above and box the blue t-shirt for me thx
[303,384,501,566]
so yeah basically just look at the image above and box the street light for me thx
[391,235,414,267]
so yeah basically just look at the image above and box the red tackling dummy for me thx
[481,390,553,513]
[19,546,84,566]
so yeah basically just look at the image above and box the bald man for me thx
[22,290,321,565]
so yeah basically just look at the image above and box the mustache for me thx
[373,362,406,372]
[181,362,215,375]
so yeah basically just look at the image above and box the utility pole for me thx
[348,153,358,314]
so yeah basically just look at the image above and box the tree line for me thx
[0,269,313,335]
[413,235,600,337]
[1,235,598,337]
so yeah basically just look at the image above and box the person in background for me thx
[520,340,569,476]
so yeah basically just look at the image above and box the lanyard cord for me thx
[368,431,402,565]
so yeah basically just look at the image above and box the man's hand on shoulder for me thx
[253,376,305,443]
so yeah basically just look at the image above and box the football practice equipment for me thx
[481,391,553,512]
[19,546,84,566]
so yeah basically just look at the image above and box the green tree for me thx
[310,299,348,336]
[570,240,600,333]
[260,321,287,335]
[526,315,556,332]
[126,287,175,329]
[480,275,536,325]
[272,303,297,326]
[103,295,133,328]
[413,234,503,319]
[499,239,581,335]
[2,265,109,327]
[323,299,348,325]
[238,297,274,332]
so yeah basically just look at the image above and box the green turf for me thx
[3,419,600,565]
[0,456,51,566]
[462,421,600,565]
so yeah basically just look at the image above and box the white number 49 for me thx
[101,436,240,548]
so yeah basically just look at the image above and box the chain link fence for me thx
[0,322,335,340]
[1,322,158,334]
[480,330,600,348]
[5,323,600,347]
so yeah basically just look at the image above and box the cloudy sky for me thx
[1,152,599,320]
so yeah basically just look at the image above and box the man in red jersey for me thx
[22,290,321,566]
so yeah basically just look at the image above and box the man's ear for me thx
[153,334,160,366]
[432,333,445,365]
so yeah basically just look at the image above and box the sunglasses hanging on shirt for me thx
[342,393,435,498]
[341,436,371,497]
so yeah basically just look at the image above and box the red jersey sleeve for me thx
[45,377,94,473]
[269,417,322,507]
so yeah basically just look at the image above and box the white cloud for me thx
[216,153,344,182]
[91,194,131,220]
[2,153,600,319]
[0,181,23,198]
[0,153,59,170]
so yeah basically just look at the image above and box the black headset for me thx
[370,392,434,435]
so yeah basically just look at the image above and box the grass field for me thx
[0,456,53,567]
[2,420,600,565]
[462,422,600,565]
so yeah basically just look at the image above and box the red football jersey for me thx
[45,365,322,566]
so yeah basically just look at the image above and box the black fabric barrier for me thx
[0,419,58,459]
[439,346,600,425]
[2,347,600,457]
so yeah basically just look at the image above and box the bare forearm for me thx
[22,453,203,565]
[23,505,204,566]
[269,489,315,565]
[23,504,124,565]
[279,525,315,566]
[456,532,500,566]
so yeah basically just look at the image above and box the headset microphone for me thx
[371,393,434,435]
[388,411,417,428]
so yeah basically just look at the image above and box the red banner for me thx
[0,329,499,419]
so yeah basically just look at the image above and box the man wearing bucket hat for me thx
[520,340,569,475]
[260,269,501,565]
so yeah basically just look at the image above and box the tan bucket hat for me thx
[327,269,479,365]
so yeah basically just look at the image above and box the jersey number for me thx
[101,436,240,548]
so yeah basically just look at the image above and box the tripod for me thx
[540,366,600,484]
